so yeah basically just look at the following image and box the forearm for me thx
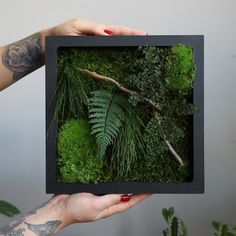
[0,196,71,236]
[0,28,52,91]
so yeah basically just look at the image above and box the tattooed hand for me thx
[0,194,150,236]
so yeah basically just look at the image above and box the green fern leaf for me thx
[88,90,126,157]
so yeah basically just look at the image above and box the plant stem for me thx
[79,67,184,166]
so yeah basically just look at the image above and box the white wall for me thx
[0,0,235,235]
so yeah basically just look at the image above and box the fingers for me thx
[95,194,123,210]
[106,25,148,36]
[71,18,147,36]
[97,194,151,219]
[72,19,109,36]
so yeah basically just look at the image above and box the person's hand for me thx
[41,18,148,50]
[50,18,147,36]
[52,193,151,227]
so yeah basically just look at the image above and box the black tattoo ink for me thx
[0,218,25,236]
[2,32,44,80]
[1,228,25,236]
[25,220,61,236]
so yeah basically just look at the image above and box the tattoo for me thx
[2,32,44,81]
[25,220,61,236]
[0,218,25,236]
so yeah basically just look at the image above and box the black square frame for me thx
[45,35,204,194]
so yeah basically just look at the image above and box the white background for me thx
[0,0,235,235]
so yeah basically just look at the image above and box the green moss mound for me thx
[165,45,196,94]
[57,119,102,183]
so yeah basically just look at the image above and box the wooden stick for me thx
[164,138,184,166]
[79,68,160,112]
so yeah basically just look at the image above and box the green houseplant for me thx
[0,201,20,217]
[161,207,236,236]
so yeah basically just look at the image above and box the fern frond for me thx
[88,90,126,157]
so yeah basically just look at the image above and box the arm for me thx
[0,30,49,91]
[0,18,147,91]
[0,193,150,236]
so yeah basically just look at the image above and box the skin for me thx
[0,18,150,235]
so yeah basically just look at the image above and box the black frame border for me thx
[45,35,204,194]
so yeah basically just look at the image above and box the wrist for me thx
[25,195,72,233]
[40,27,54,52]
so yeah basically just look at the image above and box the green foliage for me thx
[125,46,165,103]
[0,200,20,217]
[162,207,188,236]
[161,207,236,236]
[55,45,198,183]
[53,51,95,125]
[212,221,236,236]
[88,90,127,158]
[165,45,196,95]
[122,45,196,181]
[130,116,191,182]
[58,47,138,87]
[111,102,146,179]
[57,119,102,183]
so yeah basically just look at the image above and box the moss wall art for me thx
[53,45,197,184]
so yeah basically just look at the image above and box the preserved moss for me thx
[55,45,197,183]
[57,119,102,183]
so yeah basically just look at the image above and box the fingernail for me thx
[104,29,113,35]
[120,195,130,203]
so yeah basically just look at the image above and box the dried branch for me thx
[164,138,184,166]
[79,68,160,112]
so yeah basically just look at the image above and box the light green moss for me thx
[57,119,102,183]
[165,45,196,94]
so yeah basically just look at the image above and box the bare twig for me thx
[79,67,184,166]
[164,138,184,166]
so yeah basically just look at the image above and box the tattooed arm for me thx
[0,30,49,91]
[0,18,147,91]
[0,194,150,236]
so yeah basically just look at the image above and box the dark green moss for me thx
[57,119,102,183]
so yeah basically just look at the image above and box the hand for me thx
[41,18,148,50]
[53,193,151,226]
[50,18,147,36]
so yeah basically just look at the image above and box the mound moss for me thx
[165,45,196,94]
[57,119,102,183]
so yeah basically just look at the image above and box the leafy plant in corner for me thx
[212,221,236,236]
[0,200,20,217]
[162,207,188,236]
[161,207,236,236]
